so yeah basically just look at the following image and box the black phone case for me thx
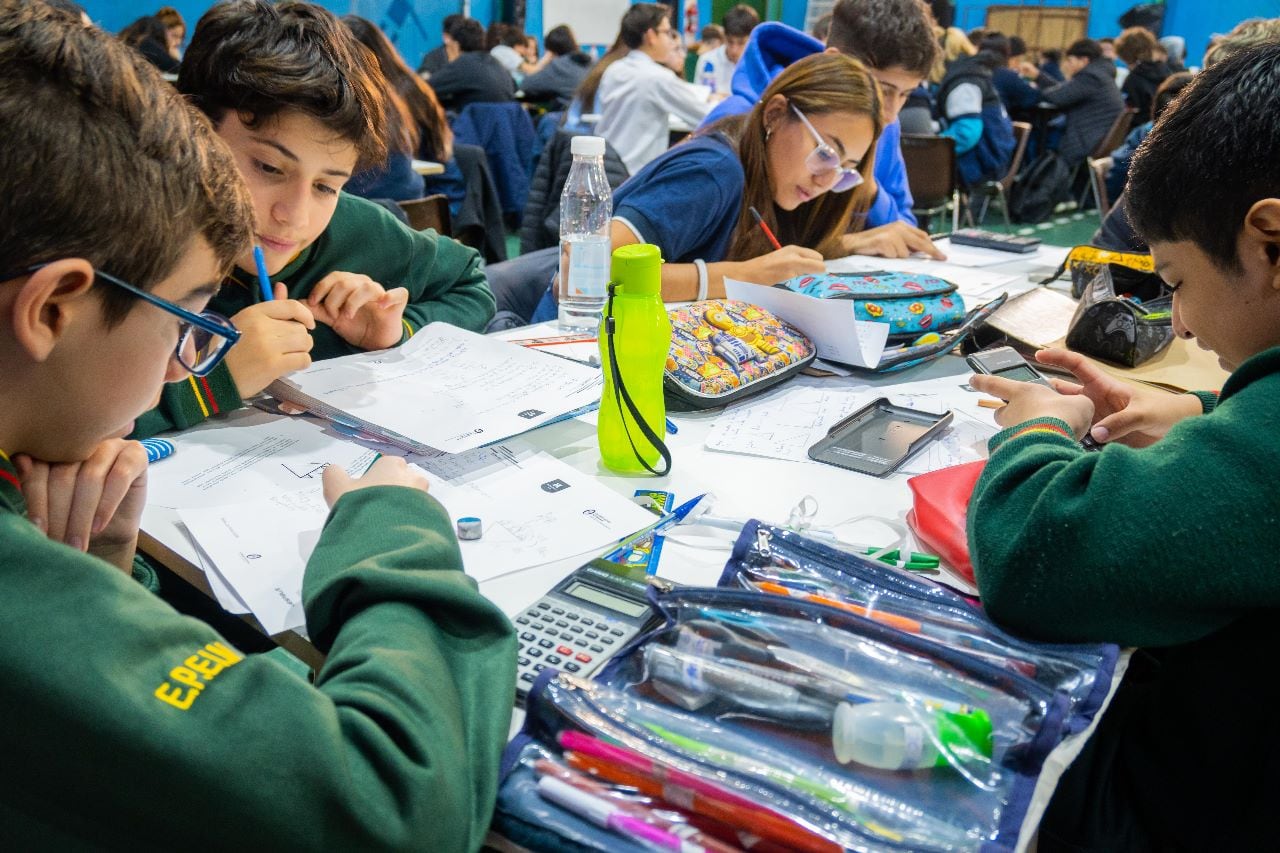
[807,398,953,477]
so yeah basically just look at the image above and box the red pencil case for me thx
[906,460,986,585]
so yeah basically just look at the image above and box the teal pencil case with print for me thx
[779,271,967,342]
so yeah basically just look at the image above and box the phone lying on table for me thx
[966,346,1053,388]
[808,398,953,477]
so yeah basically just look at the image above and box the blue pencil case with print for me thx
[779,271,967,342]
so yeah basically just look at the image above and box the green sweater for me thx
[0,453,515,850]
[134,193,496,438]
[968,347,1280,849]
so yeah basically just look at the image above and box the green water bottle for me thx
[598,244,672,475]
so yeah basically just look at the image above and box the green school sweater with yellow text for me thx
[134,193,495,437]
[0,452,515,850]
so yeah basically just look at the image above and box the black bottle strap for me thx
[603,281,672,476]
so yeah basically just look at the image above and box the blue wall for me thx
[78,1,1280,75]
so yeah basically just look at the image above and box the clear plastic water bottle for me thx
[831,700,992,771]
[698,58,717,92]
[558,135,612,331]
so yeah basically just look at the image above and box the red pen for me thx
[749,206,783,251]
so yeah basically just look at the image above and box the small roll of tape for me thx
[140,438,175,464]
[456,516,483,540]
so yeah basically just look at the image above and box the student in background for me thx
[697,4,759,94]
[595,4,718,174]
[520,24,593,110]
[704,0,945,259]
[487,52,883,320]
[990,34,1043,119]
[118,15,178,72]
[966,43,1280,850]
[341,16,437,203]
[1033,38,1124,170]
[1202,16,1280,67]
[1105,70,1191,200]
[0,3,514,846]
[490,24,547,85]
[1038,47,1064,81]
[154,5,183,60]
[134,1,494,437]
[418,12,463,77]
[427,17,516,110]
[937,40,1015,187]
[929,26,976,86]
[1157,34,1186,71]
[1115,27,1171,129]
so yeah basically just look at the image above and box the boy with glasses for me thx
[133,1,496,438]
[702,0,947,259]
[0,2,515,845]
[595,3,723,174]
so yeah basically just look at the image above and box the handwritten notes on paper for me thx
[266,322,603,455]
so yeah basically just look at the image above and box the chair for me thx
[900,134,960,234]
[451,102,537,227]
[1076,108,1136,208]
[397,195,452,237]
[1087,156,1114,218]
[967,121,1032,227]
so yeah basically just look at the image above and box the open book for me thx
[264,322,603,456]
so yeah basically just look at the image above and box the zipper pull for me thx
[755,527,772,559]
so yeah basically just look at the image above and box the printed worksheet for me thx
[179,446,657,634]
[146,412,379,510]
[266,322,603,454]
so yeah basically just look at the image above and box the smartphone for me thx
[966,346,1053,388]
[808,398,953,477]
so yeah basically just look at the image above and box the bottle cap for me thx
[570,135,605,157]
[933,708,993,767]
[455,517,483,540]
[610,243,663,297]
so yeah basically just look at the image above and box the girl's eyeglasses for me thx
[2,263,240,376]
[789,103,864,193]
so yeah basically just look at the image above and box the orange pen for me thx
[754,581,924,634]
[564,750,841,853]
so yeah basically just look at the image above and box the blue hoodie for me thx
[700,22,916,228]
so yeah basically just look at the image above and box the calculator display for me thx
[563,581,648,617]
[993,364,1043,383]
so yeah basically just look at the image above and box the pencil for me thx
[748,206,782,250]
[253,245,274,302]
[977,398,1006,409]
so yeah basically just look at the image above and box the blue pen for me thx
[665,418,678,435]
[252,245,273,302]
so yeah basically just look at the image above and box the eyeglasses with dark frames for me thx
[1,263,240,376]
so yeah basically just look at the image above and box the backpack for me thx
[1008,151,1071,224]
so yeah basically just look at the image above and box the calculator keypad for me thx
[514,596,641,702]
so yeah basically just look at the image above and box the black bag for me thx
[1119,3,1165,36]
[1008,152,1071,224]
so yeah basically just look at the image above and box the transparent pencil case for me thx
[720,521,1119,730]
[494,579,1116,852]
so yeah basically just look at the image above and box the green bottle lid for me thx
[611,243,663,297]
[933,707,994,767]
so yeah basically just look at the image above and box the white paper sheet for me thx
[705,377,998,470]
[931,239,1073,270]
[179,446,658,634]
[723,278,890,368]
[146,413,380,511]
[823,255,1024,302]
[268,323,604,454]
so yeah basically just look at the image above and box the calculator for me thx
[513,558,667,705]
[949,229,1042,253]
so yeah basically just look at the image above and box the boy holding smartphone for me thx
[967,43,1280,850]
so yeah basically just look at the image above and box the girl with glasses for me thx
[493,51,883,320]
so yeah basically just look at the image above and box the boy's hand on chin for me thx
[14,439,148,574]
[969,373,1095,439]
[307,271,410,351]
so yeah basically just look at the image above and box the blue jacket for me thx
[938,56,1016,187]
[452,102,536,217]
[699,22,916,228]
